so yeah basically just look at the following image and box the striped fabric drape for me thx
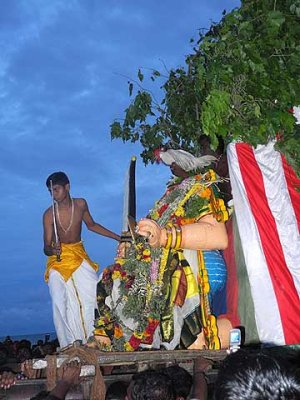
[227,141,300,345]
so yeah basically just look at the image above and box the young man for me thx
[43,171,120,349]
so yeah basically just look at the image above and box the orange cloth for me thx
[45,241,98,282]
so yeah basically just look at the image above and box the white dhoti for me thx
[48,260,98,348]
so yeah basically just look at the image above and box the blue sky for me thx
[0,0,239,337]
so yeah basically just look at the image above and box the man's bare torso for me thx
[45,198,86,244]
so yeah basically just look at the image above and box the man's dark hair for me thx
[130,369,175,400]
[162,365,192,399]
[214,349,300,400]
[30,391,50,400]
[46,172,69,188]
[105,380,128,400]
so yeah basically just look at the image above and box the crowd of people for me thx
[0,350,299,399]
[0,335,58,365]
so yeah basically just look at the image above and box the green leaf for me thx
[129,82,133,96]
[138,69,144,82]
[110,122,122,139]
[254,104,261,118]
[109,0,300,177]
[268,11,285,28]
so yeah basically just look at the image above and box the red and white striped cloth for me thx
[227,141,300,345]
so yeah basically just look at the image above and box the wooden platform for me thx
[0,348,227,399]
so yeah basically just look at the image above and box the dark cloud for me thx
[0,0,240,335]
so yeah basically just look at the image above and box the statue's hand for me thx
[116,242,126,258]
[137,219,161,248]
[116,241,131,258]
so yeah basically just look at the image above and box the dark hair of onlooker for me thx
[46,172,70,188]
[214,349,300,400]
[30,390,50,400]
[162,365,193,400]
[129,369,175,400]
[18,339,31,350]
[16,347,32,363]
[106,380,129,400]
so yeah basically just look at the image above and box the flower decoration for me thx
[99,169,228,351]
[292,105,300,125]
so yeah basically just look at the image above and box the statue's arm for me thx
[137,214,228,251]
[181,214,228,250]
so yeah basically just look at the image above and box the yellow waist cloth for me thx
[45,241,99,282]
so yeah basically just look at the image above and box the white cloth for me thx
[227,141,300,345]
[48,259,98,348]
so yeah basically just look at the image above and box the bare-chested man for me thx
[43,171,120,349]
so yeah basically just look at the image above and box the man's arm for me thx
[43,209,61,257]
[190,356,212,400]
[45,360,81,400]
[82,199,121,241]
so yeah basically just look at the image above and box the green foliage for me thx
[184,195,208,218]
[110,0,300,175]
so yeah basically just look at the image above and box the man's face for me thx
[48,183,69,203]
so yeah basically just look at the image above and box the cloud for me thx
[0,278,53,335]
[0,0,240,336]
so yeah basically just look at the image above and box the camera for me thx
[228,328,241,353]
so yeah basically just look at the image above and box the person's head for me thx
[127,369,175,400]
[214,350,300,400]
[198,134,225,156]
[16,347,32,363]
[106,380,129,400]
[46,171,70,203]
[42,343,54,356]
[18,339,31,349]
[46,171,69,188]
[162,365,193,400]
